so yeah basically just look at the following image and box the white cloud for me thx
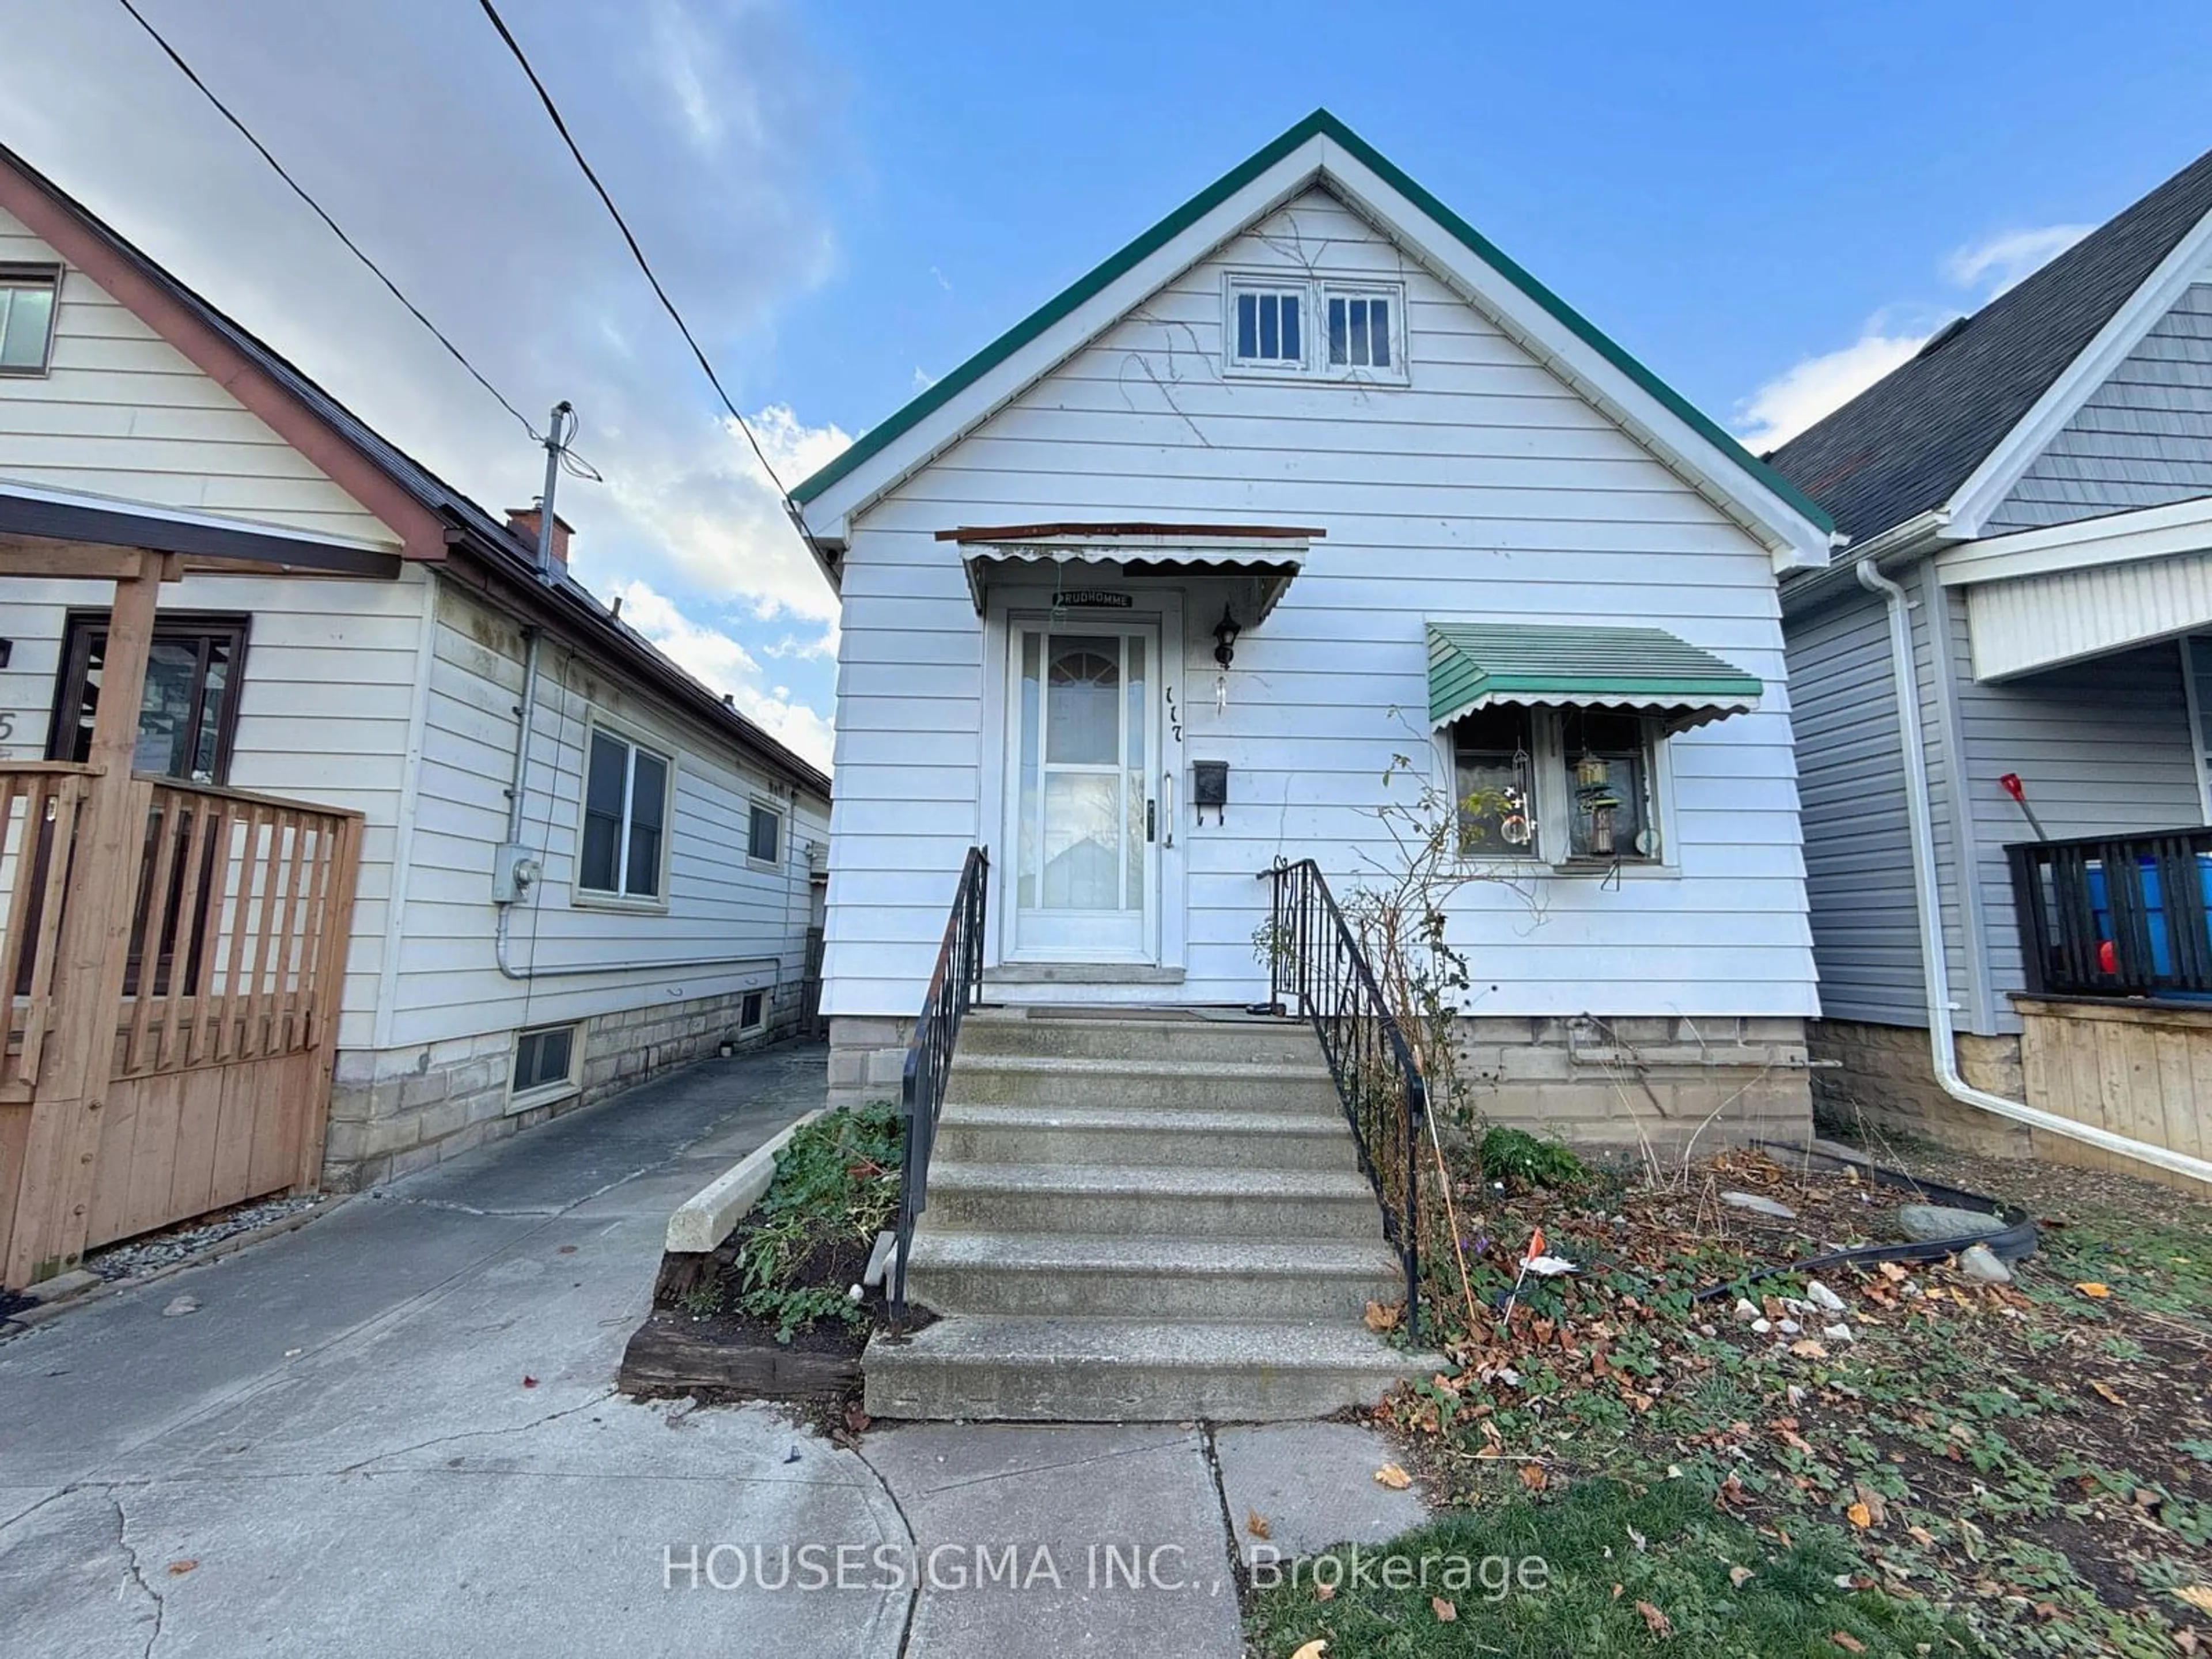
[0,0,844,624]
[1733,217,2096,453]
[1944,224,2092,297]
[0,0,846,769]
[1734,325,1934,453]
[594,403,851,627]
[609,580,836,770]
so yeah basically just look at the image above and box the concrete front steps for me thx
[864,1006,1435,1423]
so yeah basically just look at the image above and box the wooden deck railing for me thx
[115,778,359,1078]
[4,760,363,1283]
[5,764,359,1092]
[2008,828,2212,999]
[1,764,93,1101]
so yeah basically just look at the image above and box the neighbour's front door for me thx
[1004,619,1160,963]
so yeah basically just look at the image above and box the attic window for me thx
[0,264,61,376]
[1325,286,1395,370]
[1226,280,1305,370]
[1223,274,1407,382]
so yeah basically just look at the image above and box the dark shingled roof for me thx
[1768,146,2212,543]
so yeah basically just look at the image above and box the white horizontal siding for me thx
[385,575,830,1049]
[824,186,1815,1021]
[0,206,399,546]
[0,567,433,1047]
[1965,550,2212,679]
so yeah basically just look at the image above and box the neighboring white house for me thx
[0,141,830,1199]
[798,111,1832,1149]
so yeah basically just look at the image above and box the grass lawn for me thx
[1247,1134,2212,1658]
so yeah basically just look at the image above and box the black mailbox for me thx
[1192,760,1229,824]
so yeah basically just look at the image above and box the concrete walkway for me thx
[0,1040,1426,1658]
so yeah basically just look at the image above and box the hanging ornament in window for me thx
[1500,744,1534,846]
[1575,748,1620,857]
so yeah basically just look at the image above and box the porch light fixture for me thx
[1212,604,1241,668]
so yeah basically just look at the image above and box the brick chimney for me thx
[505,505,574,570]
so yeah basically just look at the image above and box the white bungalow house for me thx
[0,142,828,1284]
[1771,143,2212,1197]
[796,112,1835,1420]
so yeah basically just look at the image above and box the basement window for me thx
[512,1022,580,1105]
[0,264,60,375]
[740,989,767,1032]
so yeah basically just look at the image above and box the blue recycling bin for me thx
[2084,852,2212,988]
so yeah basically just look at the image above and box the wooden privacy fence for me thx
[1,762,361,1285]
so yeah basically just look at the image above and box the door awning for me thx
[939,522,1316,618]
[1427,622,1763,733]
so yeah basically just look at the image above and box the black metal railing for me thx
[1262,858,1426,1334]
[2008,828,2212,999]
[890,845,989,1320]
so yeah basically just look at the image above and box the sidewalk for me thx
[0,1040,1425,1658]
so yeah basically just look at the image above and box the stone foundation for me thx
[323,982,807,1191]
[827,1014,918,1109]
[1448,1014,1812,1160]
[1805,1018,2032,1158]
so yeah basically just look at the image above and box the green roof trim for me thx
[1427,622,1764,728]
[791,110,1834,539]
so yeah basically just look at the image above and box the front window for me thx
[579,727,671,900]
[51,612,248,784]
[0,264,60,374]
[1452,705,1539,858]
[1561,711,1658,861]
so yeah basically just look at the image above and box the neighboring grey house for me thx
[1771,146,2212,1194]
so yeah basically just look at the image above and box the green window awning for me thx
[1427,622,1763,734]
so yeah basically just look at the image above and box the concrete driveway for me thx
[1,1040,1429,1658]
[0,1041,913,1658]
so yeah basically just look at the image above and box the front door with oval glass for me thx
[1005,621,1160,962]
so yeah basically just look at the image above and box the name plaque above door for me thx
[1055,590,1132,609]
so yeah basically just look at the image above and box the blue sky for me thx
[6,2,2212,770]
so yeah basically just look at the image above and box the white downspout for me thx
[1857,559,2212,1184]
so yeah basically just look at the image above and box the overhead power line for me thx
[469,0,800,511]
[113,0,590,468]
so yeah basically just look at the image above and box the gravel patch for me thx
[84,1192,328,1281]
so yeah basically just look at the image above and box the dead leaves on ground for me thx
[1245,1509,1271,1540]
[1373,1462,1412,1490]
[1431,1595,1457,1622]
[1635,1599,1673,1636]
